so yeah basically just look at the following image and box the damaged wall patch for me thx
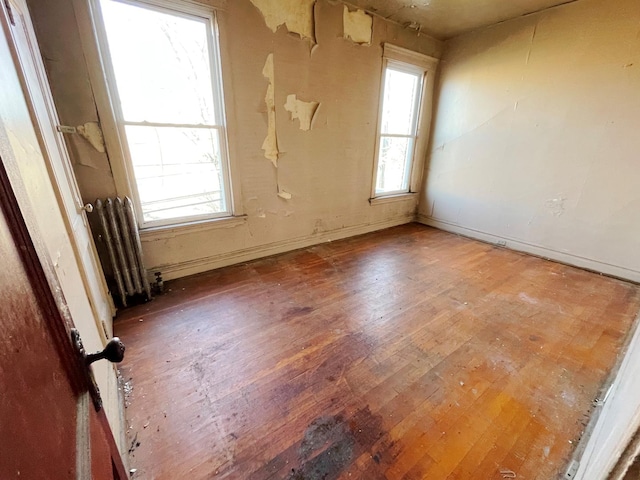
[250,0,316,42]
[546,196,566,217]
[284,94,319,131]
[343,6,372,45]
[261,53,279,167]
[77,122,106,153]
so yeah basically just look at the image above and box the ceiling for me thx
[342,0,578,39]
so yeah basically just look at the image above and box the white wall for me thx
[419,0,640,282]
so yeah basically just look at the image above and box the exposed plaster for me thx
[343,6,373,45]
[546,196,566,217]
[284,94,320,131]
[277,190,292,200]
[261,54,279,167]
[76,122,106,153]
[337,0,439,41]
[249,0,316,42]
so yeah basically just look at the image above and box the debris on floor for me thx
[128,432,140,455]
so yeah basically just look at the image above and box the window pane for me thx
[380,67,421,135]
[100,0,216,125]
[125,125,226,222]
[375,136,413,194]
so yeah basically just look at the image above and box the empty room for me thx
[1,0,640,479]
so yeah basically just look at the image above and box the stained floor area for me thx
[115,224,640,479]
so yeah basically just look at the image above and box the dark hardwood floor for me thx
[115,224,640,479]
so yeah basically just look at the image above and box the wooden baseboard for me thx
[151,214,415,281]
[152,214,640,284]
[416,215,640,284]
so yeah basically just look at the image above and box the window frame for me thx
[370,44,439,202]
[88,0,237,229]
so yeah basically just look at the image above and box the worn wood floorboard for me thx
[115,223,640,479]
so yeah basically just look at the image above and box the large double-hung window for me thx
[96,0,231,228]
[371,44,438,201]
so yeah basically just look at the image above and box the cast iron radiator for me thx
[93,197,152,307]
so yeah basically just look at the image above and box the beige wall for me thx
[27,0,442,280]
[419,0,640,282]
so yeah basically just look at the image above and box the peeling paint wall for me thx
[249,0,316,42]
[76,122,106,153]
[27,0,117,204]
[343,6,373,45]
[284,94,319,131]
[261,53,279,165]
[27,0,442,280]
[420,0,640,281]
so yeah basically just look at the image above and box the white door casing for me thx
[572,314,640,479]
[7,0,115,331]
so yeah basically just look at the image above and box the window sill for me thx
[369,192,418,206]
[140,215,247,241]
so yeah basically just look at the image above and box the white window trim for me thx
[370,43,439,202]
[71,0,242,230]
[368,192,418,206]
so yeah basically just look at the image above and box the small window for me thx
[97,0,231,227]
[374,64,423,195]
[371,45,437,200]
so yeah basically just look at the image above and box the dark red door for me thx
[0,158,128,479]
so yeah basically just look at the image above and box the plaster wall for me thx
[419,0,640,282]
[27,0,442,280]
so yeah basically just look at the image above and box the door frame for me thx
[2,0,115,334]
[571,312,640,479]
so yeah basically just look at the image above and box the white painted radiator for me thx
[94,197,151,307]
